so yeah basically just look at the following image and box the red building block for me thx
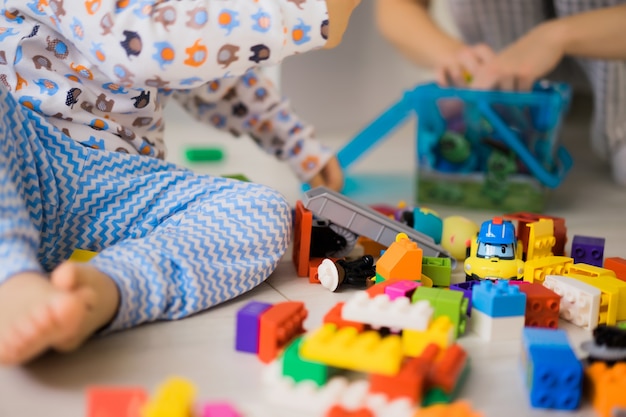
[323,302,366,332]
[293,201,313,277]
[517,282,560,328]
[369,343,439,403]
[326,405,375,417]
[604,257,626,282]
[258,301,307,363]
[504,212,567,257]
[429,344,468,394]
[86,386,148,417]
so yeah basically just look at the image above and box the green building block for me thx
[422,256,452,287]
[184,147,224,162]
[222,173,251,182]
[282,336,336,386]
[412,287,468,338]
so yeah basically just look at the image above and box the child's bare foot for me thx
[0,262,119,365]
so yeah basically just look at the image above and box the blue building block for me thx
[521,328,583,410]
[471,280,527,317]
[235,300,273,353]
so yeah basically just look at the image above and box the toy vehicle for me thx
[464,217,524,281]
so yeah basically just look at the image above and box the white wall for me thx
[280,1,459,135]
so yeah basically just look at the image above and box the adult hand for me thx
[324,0,361,49]
[470,22,566,91]
[436,43,496,87]
[308,156,344,192]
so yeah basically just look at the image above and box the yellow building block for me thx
[376,233,423,282]
[300,324,403,376]
[69,249,98,263]
[525,219,556,261]
[403,316,454,357]
[566,264,626,324]
[523,256,573,285]
[142,377,196,417]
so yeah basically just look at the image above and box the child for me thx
[0,0,360,365]
[375,0,626,185]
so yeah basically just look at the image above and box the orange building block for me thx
[86,386,148,417]
[357,236,387,258]
[376,234,423,282]
[605,257,626,282]
[369,344,439,403]
[417,401,483,417]
[258,301,307,363]
[293,201,313,277]
[326,405,375,417]
[586,362,626,417]
[323,302,366,332]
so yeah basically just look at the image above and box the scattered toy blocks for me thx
[525,218,556,261]
[586,362,626,417]
[258,301,307,364]
[604,257,626,282]
[517,282,561,328]
[412,287,468,338]
[142,377,197,417]
[375,233,423,282]
[470,280,527,318]
[470,308,525,341]
[543,275,601,330]
[571,235,605,267]
[235,300,273,353]
[86,386,148,417]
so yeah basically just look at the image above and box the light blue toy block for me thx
[471,280,526,318]
[522,327,572,350]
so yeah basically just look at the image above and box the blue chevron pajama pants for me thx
[0,87,291,333]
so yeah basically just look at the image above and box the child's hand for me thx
[324,0,362,49]
[308,156,344,192]
[470,22,565,91]
[436,44,496,87]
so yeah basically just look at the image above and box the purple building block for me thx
[235,300,272,353]
[571,235,605,267]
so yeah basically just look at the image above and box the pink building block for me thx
[384,280,421,300]
[201,402,243,417]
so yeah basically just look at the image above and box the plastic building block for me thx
[523,255,573,284]
[504,212,567,257]
[69,248,98,263]
[356,236,387,258]
[300,324,404,375]
[429,344,468,395]
[521,328,582,410]
[184,146,224,162]
[323,302,366,332]
[403,316,454,357]
[412,207,443,244]
[375,233,423,282]
[384,280,421,301]
[293,200,313,277]
[586,362,626,417]
[142,377,197,417]
[302,186,455,261]
[604,257,626,282]
[470,280,526,318]
[258,301,307,363]
[369,344,438,403]
[571,235,605,267]
[341,291,433,331]
[449,281,481,316]
[470,308,525,341]
[565,266,625,324]
[417,401,483,417]
[86,386,148,417]
[200,402,242,417]
[263,363,352,415]
[421,256,452,287]
[412,287,467,338]
[543,275,601,330]
[517,282,560,328]
[525,219,556,261]
[421,362,470,407]
[235,300,273,353]
[282,336,335,387]
[326,405,374,417]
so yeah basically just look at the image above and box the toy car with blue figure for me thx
[464,217,524,281]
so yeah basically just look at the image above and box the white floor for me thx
[1,96,625,417]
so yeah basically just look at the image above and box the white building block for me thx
[543,274,601,330]
[341,291,433,331]
[470,308,525,341]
